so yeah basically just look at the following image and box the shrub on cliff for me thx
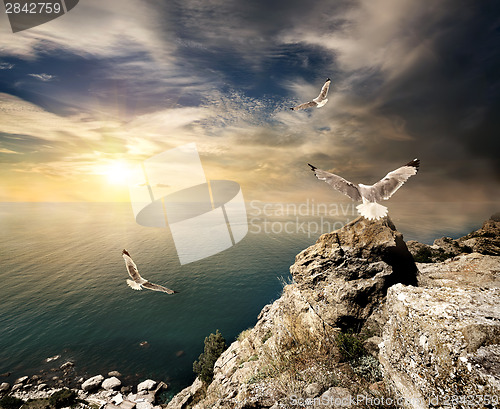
[193,329,227,384]
[48,388,77,408]
[0,396,24,409]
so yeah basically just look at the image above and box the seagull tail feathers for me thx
[356,202,388,221]
[127,279,142,290]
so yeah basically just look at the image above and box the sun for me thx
[104,161,130,185]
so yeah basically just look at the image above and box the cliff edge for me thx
[168,215,500,409]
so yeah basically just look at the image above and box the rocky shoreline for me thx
[0,361,168,409]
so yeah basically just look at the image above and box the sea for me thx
[0,201,497,400]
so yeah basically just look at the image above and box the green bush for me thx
[413,246,433,263]
[0,396,24,409]
[48,388,77,408]
[335,331,366,362]
[193,329,227,384]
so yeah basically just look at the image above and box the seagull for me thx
[308,159,420,220]
[122,249,176,294]
[290,78,331,111]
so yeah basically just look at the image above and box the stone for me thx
[60,361,74,370]
[81,375,104,391]
[11,384,22,392]
[108,371,122,377]
[121,386,132,394]
[458,215,500,256]
[102,377,122,390]
[166,377,203,409]
[37,384,47,391]
[0,382,9,392]
[14,376,28,384]
[379,284,500,409]
[136,402,154,409]
[363,336,383,358]
[290,216,418,330]
[137,379,156,392]
[304,382,321,397]
[319,387,353,408]
[417,253,500,289]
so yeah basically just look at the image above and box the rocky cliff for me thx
[168,214,500,409]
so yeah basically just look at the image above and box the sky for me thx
[0,0,499,205]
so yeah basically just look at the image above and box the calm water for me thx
[0,201,496,398]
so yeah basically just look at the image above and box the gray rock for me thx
[290,216,417,330]
[11,383,23,392]
[379,284,500,409]
[363,336,383,358]
[136,402,154,409]
[14,376,28,384]
[102,377,122,390]
[417,253,500,289]
[458,215,500,256]
[37,384,47,391]
[0,382,9,392]
[81,375,104,391]
[165,377,203,409]
[108,371,122,377]
[60,361,74,370]
[319,387,353,407]
[304,382,321,397]
[137,379,156,392]
[121,385,132,394]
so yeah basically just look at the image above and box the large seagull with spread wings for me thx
[308,159,420,220]
[122,249,176,294]
[291,78,331,111]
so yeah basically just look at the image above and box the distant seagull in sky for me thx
[290,78,331,111]
[122,249,176,294]
[308,159,420,220]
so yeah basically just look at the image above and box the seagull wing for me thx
[290,100,317,111]
[141,281,176,294]
[308,163,362,201]
[122,252,145,283]
[313,78,331,103]
[372,159,420,201]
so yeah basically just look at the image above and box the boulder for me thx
[136,379,156,392]
[14,376,28,384]
[0,382,9,392]
[417,253,500,289]
[379,284,500,408]
[290,216,418,330]
[81,375,104,391]
[165,377,203,409]
[102,377,122,390]
[458,214,500,256]
[11,384,22,392]
[108,371,122,378]
[60,361,74,370]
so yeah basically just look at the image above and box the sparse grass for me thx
[262,330,272,344]
[335,331,366,362]
[237,328,252,342]
[244,305,340,398]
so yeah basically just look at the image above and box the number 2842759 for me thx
[5,3,62,14]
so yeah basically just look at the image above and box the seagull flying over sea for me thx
[308,159,420,220]
[290,78,331,111]
[122,249,176,294]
